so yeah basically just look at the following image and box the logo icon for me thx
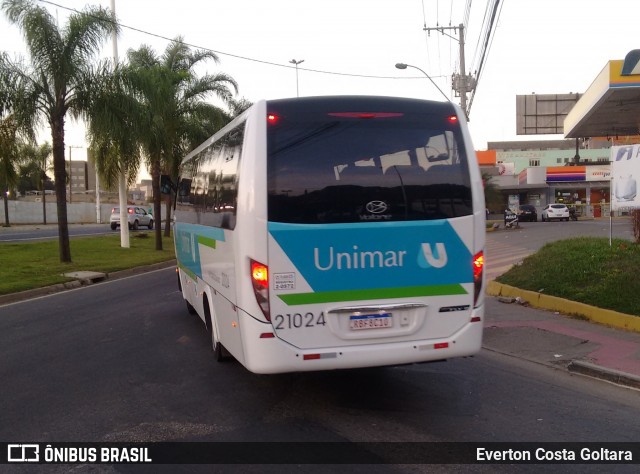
[418,242,448,268]
[365,200,388,214]
[8,444,39,462]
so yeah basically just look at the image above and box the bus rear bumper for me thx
[239,306,484,374]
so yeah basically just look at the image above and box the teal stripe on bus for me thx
[277,284,468,306]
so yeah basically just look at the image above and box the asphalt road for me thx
[488,217,634,253]
[1,267,640,472]
[0,223,114,242]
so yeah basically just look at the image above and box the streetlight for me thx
[395,63,451,104]
[289,59,304,97]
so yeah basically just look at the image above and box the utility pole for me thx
[423,23,476,120]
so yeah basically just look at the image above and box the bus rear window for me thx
[266,97,473,224]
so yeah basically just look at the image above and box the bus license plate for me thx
[349,313,393,330]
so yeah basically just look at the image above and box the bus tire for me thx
[203,296,230,362]
[177,271,197,315]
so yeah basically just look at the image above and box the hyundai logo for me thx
[365,200,388,214]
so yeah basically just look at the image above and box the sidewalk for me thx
[483,289,640,390]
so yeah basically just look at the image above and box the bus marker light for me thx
[434,342,449,349]
[303,352,336,360]
[471,316,482,323]
[260,332,275,339]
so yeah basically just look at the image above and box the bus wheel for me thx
[211,324,232,362]
[204,297,230,362]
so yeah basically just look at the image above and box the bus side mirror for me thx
[178,179,192,197]
[161,175,175,195]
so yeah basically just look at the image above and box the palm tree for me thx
[20,141,52,224]
[2,0,118,262]
[0,115,22,226]
[1,51,36,227]
[82,62,142,202]
[483,172,504,213]
[125,38,238,248]
[228,97,253,118]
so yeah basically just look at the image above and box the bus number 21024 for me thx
[273,312,326,330]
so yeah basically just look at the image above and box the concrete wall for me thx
[1,201,166,225]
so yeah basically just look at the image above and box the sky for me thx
[2,0,640,168]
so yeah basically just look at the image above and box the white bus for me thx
[174,96,485,374]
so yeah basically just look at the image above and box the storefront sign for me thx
[586,166,611,181]
[611,145,640,210]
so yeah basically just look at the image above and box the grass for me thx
[0,232,175,295]
[496,237,640,316]
[3,232,639,317]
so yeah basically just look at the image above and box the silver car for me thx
[110,206,154,230]
[541,203,570,222]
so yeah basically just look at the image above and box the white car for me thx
[541,204,570,222]
[110,206,154,230]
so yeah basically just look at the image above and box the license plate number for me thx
[349,313,393,330]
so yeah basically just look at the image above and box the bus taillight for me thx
[473,250,484,307]
[250,259,270,321]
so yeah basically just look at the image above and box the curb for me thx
[568,360,640,390]
[486,281,640,389]
[486,280,640,333]
[0,260,176,307]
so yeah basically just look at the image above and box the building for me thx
[479,49,640,218]
[479,139,613,217]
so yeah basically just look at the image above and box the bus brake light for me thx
[251,261,268,288]
[250,259,270,321]
[473,251,484,307]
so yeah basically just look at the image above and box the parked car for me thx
[541,203,570,222]
[110,206,154,230]
[518,204,538,222]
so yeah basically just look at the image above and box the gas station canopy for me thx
[564,50,640,139]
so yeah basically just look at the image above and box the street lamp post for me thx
[111,0,130,248]
[289,59,304,97]
[395,63,451,104]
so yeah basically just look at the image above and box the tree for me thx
[83,62,142,203]
[228,97,253,117]
[19,141,52,223]
[0,115,21,226]
[2,0,118,262]
[0,51,35,227]
[125,38,238,248]
[483,172,504,213]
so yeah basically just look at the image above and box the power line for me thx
[468,0,503,113]
[33,0,421,81]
